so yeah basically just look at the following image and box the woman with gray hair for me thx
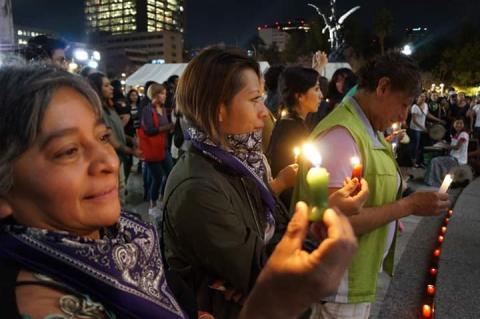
[0,62,358,319]
[0,64,187,319]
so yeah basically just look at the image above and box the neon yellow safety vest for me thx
[291,97,401,303]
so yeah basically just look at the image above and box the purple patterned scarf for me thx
[0,212,186,319]
[185,122,276,242]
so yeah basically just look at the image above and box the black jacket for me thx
[162,147,290,318]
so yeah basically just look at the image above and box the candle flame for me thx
[293,147,300,157]
[350,156,360,166]
[280,110,287,118]
[392,123,399,131]
[303,143,322,167]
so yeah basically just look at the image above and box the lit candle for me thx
[429,268,437,276]
[351,156,363,180]
[392,122,399,132]
[438,235,444,243]
[440,226,447,235]
[439,174,453,193]
[280,110,288,118]
[422,304,432,318]
[427,285,436,296]
[448,209,453,217]
[350,156,363,194]
[293,147,300,164]
[433,249,441,257]
[304,143,329,222]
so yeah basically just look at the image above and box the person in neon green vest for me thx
[292,52,451,319]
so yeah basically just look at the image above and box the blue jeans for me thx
[145,153,174,202]
[409,129,423,165]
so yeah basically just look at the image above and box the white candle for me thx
[293,147,300,164]
[439,174,453,193]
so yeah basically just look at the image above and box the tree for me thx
[373,8,393,55]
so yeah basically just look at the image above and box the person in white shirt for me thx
[409,93,445,167]
[425,118,469,186]
[467,96,480,139]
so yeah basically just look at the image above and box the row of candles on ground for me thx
[421,209,454,318]
[295,142,453,222]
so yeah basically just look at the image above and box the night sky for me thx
[12,0,480,48]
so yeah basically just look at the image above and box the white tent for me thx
[321,62,352,80]
[126,61,271,87]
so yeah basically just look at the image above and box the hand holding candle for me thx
[304,143,329,222]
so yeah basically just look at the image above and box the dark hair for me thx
[0,64,101,196]
[110,79,125,102]
[319,76,329,97]
[24,35,67,61]
[87,72,110,106]
[357,52,421,97]
[264,65,285,92]
[327,68,357,101]
[126,89,139,105]
[176,48,260,142]
[166,75,179,85]
[278,66,319,112]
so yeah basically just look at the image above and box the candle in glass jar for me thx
[304,143,329,222]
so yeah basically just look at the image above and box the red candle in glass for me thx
[422,304,432,318]
[427,285,435,296]
[438,235,444,243]
[440,226,447,235]
[434,249,441,257]
[430,268,438,276]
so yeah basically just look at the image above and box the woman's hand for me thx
[312,51,328,73]
[270,164,298,195]
[239,202,357,319]
[328,178,369,216]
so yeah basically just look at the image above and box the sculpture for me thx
[308,0,360,51]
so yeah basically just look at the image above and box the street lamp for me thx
[92,51,101,61]
[74,49,89,61]
[401,44,413,56]
[87,60,98,69]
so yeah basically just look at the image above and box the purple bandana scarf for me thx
[0,212,186,319]
[185,122,276,242]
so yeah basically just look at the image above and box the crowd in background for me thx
[1,32,476,319]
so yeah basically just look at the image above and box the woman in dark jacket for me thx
[162,48,292,318]
[163,49,368,319]
[267,66,322,208]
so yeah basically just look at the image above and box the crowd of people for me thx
[3,32,477,319]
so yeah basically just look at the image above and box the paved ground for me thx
[434,177,480,319]
[122,164,469,318]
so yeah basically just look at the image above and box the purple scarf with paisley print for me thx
[0,212,186,319]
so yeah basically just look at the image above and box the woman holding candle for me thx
[292,52,450,319]
[267,66,322,208]
[0,63,359,319]
[162,48,366,318]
